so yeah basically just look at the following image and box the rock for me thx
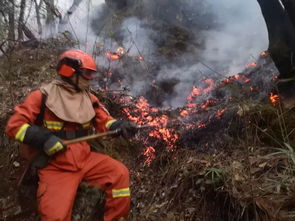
[13,161,20,168]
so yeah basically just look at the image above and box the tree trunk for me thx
[257,0,295,104]
[45,0,54,25]
[34,0,43,34]
[44,0,55,36]
[281,0,295,27]
[257,0,295,79]
[8,0,15,47]
[18,0,26,40]
[0,0,3,22]
[68,0,83,14]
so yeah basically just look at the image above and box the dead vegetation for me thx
[0,38,295,221]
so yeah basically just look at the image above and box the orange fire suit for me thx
[6,89,130,221]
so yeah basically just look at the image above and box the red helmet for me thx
[57,49,97,79]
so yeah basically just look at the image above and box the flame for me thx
[222,74,251,84]
[116,47,125,55]
[116,69,257,164]
[261,51,267,57]
[105,47,125,60]
[217,108,226,118]
[197,123,206,128]
[203,79,215,93]
[201,99,217,109]
[269,93,279,106]
[180,110,189,117]
[186,78,215,109]
[143,146,156,165]
[138,55,144,61]
[105,51,120,60]
[272,75,278,80]
[246,62,257,68]
[122,96,179,164]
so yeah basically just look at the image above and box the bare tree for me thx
[8,0,15,46]
[34,0,43,34]
[44,0,54,24]
[18,0,27,40]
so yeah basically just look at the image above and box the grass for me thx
[205,167,224,184]
[271,143,295,167]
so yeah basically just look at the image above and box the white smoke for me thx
[202,0,268,75]
[118,0,269,107]
[121,17,157,57]
[32,0,269,107]
[55,0,105,52]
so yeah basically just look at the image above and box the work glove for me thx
[109,120,138,139]
[23,125,65,156]
[43,136,65,156]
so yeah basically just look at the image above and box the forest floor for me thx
[1,39,295,221]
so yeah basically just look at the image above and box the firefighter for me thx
[5,49,137,221]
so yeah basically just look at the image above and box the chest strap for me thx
[52,129,91,140]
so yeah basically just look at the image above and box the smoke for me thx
[202,0,268,75]
[43,0,269,108]
[45,0,106,51]
[107,0,268,107]
[120,17,157,57]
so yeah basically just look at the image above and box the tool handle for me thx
[62,124,153,146]
[63,129,120,145]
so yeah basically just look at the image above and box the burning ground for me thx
[0,38,295,220]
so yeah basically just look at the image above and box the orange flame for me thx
[122,96,179,164]
[269,93,279,106]
[143,146,156,165]
[105,47,125,60]
[180,110,189,117]
[186,78,215,109]
[261,51,267,57]
[116,47,125,55]
[246,62,257,68]
[201,99,217,109]
[222,74,251,84]
[197,123,206,128]
[217,108,226,118]
[105,51,121,60]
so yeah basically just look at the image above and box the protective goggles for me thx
[79,69,98,80]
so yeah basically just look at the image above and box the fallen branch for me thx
[0,40,8,58]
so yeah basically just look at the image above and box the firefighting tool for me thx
[32,121,152,165]
[62,124,151,145]
[17,129,122,187]
[17,125,151,186]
